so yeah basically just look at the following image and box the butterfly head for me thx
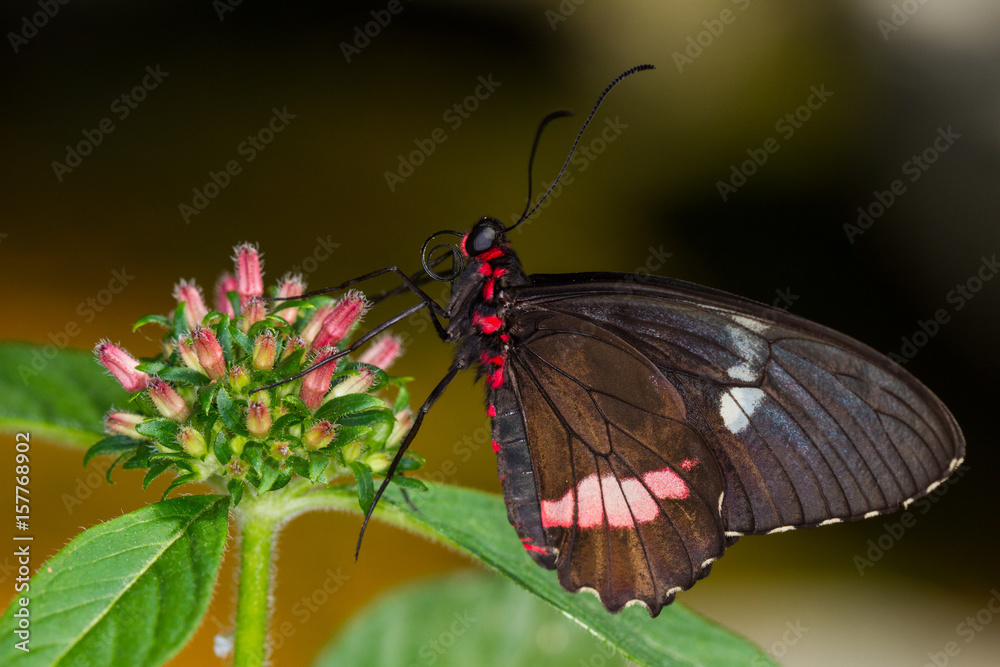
[462,217,506,258]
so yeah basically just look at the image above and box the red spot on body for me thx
[473,313,503,334]
[478,248,503,261]
[483,279,494,300]
[487,404,496,417]
[681,458,699,471]
[477,263,493,276]
[492,439,500,452]
[500,334,510,342]
[459,234,469,256]
[485,355,504,367]
[488,369,504,388]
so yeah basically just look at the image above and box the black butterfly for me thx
[278,65,965,616]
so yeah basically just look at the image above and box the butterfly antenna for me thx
[506,63,655,232]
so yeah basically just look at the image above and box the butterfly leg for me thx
[355,362,465,559]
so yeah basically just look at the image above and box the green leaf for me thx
[0,495,229,667]
[268,299,314,312]
[392,384,410,414]
[349,462,374,512]
[271,412,305,432]
[364,484,773,667]
[280,395,309,416]
[316,572,632,667]
[135,361,167,375]
[389,475,427,492]
[217,316,235,364]
[84,434,145,467]
[216,387,248,436]
[132,313,171,331]
[143,463,171,489]
[135,418,182,450]
[158,367,211,386]
[314,394,387,421]
[307,451,331,480]
[328,425,370,451]
[338,408,394,431]
[213,429,233,465]
[227,478,245,505]
[230,325,253,356]
[0,342,130,447]
[172,301,189,339]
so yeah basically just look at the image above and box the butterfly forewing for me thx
[511,273,964,539]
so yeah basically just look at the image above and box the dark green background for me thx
[3,2,998,665]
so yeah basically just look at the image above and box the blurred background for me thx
[2,1,999,664]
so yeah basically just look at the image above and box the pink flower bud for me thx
[246,400,272,439]
[386,409,413,448]
[281,336,306,360]
[177,425,207,458]
[358,334,403,370]
[311,292,367,351]
[148,379,191,421]
[234,243,264,308]
[194,328,226,380]
[241,298,267,333]
[177,336,205,373]
[252,331,277,370]
[299,348,339,410]
[300,302,334,346]
[329,367,376,399]
[215,274,239,316]
[276,274,305,324]
[105,411,146,439]
[270,440,291,458]
[95,341,150,392]
[173,279,209,328]
[302,420,336,451]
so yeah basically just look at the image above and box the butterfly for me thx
[286,65,965,617]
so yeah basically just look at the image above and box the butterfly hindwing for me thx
[512,273,964,538]
[490,308,727,615]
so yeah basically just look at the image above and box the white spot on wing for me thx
[726,363,756,381]
[719,387,766,434]
[925,480,943,494]
[864,511,880,519]
[767,525,795,534]
[732,314,769,334]
[725,530,743,538]
[818,518,841,526]
[700,557,716,570]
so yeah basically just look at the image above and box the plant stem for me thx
[233,499,279,667]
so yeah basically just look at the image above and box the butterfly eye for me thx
[466,224,497,256]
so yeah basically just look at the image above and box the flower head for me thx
[177,425,207,458]
[105,411,146,439]
[358,334,403,370]
[299,348,339,410]
[234,243,263,308]
[148,378,191,421]
[252,331,277,370]
[215,274,239,316]
[246,400,272,439]
[276,274,305,324]
[311,292,367,351]
[95,341,150,392]
[303,420,336,451]
[173,279,208,328]
[194,327,226,380]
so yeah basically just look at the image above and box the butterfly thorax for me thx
[445,219,529,383]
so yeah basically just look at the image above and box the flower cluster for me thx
[91,243,417,504]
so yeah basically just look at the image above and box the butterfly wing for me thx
[491,308,728,616]
[491,271,964,614]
